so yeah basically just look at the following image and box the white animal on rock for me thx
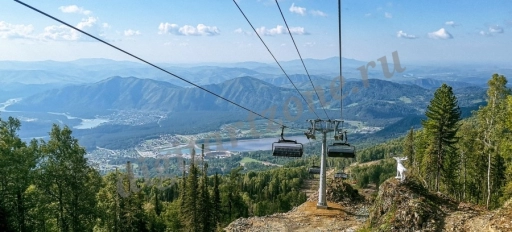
[393,157,408,182]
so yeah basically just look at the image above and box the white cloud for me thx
[256,25,307,36]
[76,17,97,30]
[1,16,108,42]
[41,25,79,41]
[480,25,505,36]
[396,30,417,39]
[41,17,106,41]
[124,29,141,37]
[289,3,306,16]
[181,24,219,36]
[445,21,460,27]
[158,23,219,36]
[364,13,372,17]
[59,5,91,15]
[0,21,35,39]
[158,23,179,34]
[310,10,327,17]
[234,28,251,35]
[428,28,453,39]
[384,12,392,18]
[256,26,283,35]
[489,25,504,33]
[288,27,307,35]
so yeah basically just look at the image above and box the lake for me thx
[158,136,311,154]
[74,118,110,129]
[202,136,311,152]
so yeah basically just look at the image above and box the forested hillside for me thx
[351,73,512,210]
[0,119,307,231]
[2,74,512,231]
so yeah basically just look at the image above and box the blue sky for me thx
[1,0,512,65]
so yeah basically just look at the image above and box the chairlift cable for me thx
[324,0,356,159]
[274,0,331,120]
[15,0,285,128]
[232,0,322,120]
[339,0,343,121]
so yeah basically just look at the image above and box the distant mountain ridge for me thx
[7,76,486,127]
[397,78,474,90]
[7,76,299,114]
[1,57,506,93]
[8,76,181,112]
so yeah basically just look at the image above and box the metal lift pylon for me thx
[305,119,335,209]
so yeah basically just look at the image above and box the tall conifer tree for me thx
[422,84,461,192]
[403,127,415,169]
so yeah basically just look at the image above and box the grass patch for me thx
[240,157,260,164]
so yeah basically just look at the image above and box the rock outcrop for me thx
[327,179,365,205]
[225,176,512,231]
[369,177,456,231]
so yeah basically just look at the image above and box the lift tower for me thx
[305,119,342,209]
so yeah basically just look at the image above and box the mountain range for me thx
[7,75,486,124]
[0,57,498,149]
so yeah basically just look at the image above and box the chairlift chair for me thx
[327,143,356,158]
[308,165,320,175]
[308,158,320,175]
[327,124,356,158]
[272,126,303,157]
[334,172,348,179]
[272,141,303,157]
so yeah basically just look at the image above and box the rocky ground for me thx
[369,177,512,231]
[225,175,512,231]
[224,197,368,231]
[225,177,370,231]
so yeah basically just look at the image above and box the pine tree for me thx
[212,173,222,228]
[403,127,415,169]
[181,148,200,231]
[118,162,148,232]
[180,159,187,210]
[198,163,212,232]
[456,119,480,201]
[422,83,461,193]
[153,187,162,216]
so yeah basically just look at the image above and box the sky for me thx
[1,0,512,65]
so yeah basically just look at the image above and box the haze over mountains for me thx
[0,57,498,149]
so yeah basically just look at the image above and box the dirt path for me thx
[301,168,336,199]
[225,200,365,231]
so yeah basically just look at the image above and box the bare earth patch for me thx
[224,200,365,232]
